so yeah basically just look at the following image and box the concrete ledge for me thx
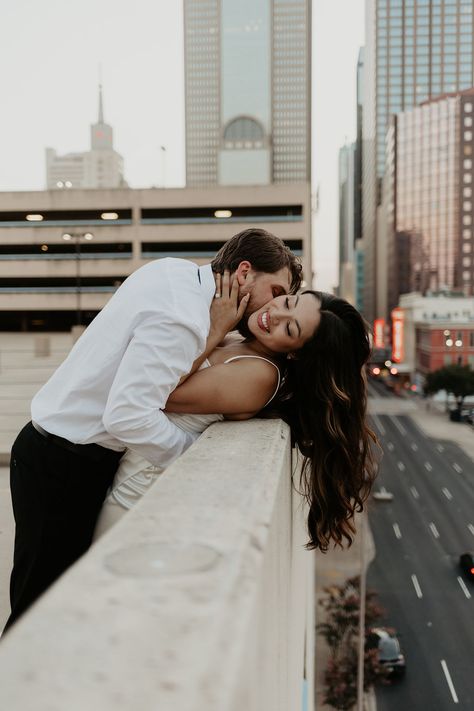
[0,419,314,711]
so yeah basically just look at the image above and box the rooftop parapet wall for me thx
[0,419,315,711]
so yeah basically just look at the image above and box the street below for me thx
[368,393,474,710]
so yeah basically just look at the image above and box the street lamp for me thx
[62,231,94,326]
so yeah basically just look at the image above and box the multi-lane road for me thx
[367,389,474,710]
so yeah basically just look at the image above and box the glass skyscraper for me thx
[362,0,474,324]
[184,0,311,186]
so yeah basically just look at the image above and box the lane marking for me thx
[453,463,463,474]
[387,441,394,452]
[468,524,474,537]
[442,487,453,501]
[411,442,418,451]
[371,414,386,436]
[436,444,445,453]
[429,522,440,539]
[393,523,402,539]
[391,416,407,435]
[440,660,459,704]
[457,576,472,600]
[424,461,433,472]
[411,574,423,598]
[397,461,405,471]
[410,486,419,499]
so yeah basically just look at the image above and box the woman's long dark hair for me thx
[276,291,378,552]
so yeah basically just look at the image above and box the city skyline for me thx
[184,0,311,186]
[361,0,474,323]
[0,0,364,292]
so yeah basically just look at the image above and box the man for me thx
[5,227,301,629]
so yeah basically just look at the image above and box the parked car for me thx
[459,552,474,580]
[366,627,406,677]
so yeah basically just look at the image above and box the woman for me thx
[95,276,377,552]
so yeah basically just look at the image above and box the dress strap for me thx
[223,355,281,407]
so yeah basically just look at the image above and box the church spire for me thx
[91,83,113,150]
[98,83,104,124]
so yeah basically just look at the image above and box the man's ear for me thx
[234,260,252,286]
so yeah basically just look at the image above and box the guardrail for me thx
[0,419,315,711]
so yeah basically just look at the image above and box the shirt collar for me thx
[198,264,216,306]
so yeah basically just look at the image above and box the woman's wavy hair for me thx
[275,291,379,552]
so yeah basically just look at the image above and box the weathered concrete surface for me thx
[0,419,314,711]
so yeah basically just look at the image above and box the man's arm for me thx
[103,314,205,467]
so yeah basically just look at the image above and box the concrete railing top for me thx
[0,419,313,711]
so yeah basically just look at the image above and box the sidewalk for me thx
[314,393,474,711]
[314,510,376,711]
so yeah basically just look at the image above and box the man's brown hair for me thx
[211,228,302,293]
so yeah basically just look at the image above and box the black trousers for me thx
[4,421,123,631]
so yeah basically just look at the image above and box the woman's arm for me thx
[177,271,249,385]
[166,358,278,416]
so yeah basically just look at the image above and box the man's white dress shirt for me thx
[31,258,216,467]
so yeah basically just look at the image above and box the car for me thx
[372,487,394,502]
[459,552,474,580]
[366,627,406,677]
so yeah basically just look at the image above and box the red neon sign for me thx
[391,308,404,363]
[374,318,385,349]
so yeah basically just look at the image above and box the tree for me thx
[424,364,474,411]
[318,576,385,655]
[323,648,388,711]
[318,576,390,711]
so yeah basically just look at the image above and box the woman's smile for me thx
[249,293,321,353]
[257,311,271,333]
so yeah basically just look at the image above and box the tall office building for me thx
[362,0,474,324]
[338,143,356,303]
[386,88,474,310]
[184,0,311,186]
[46,86,126,190]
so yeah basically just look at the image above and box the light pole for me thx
[160,145,167,187]
[62,231,94,326]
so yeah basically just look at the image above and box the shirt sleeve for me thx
[102,313,206,467]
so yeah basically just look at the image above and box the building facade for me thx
[396,292,474,383]
[362,0,474,325]
[338,143,356,303]
[385,89,474,316]
[0,184,311,332]
[46,86,126,190]
[184,0,311,187]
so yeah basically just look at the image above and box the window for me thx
[465,103,473,113]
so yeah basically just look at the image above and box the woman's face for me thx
[247,293,321,353]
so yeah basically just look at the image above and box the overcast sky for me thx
[0,0,364,291]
